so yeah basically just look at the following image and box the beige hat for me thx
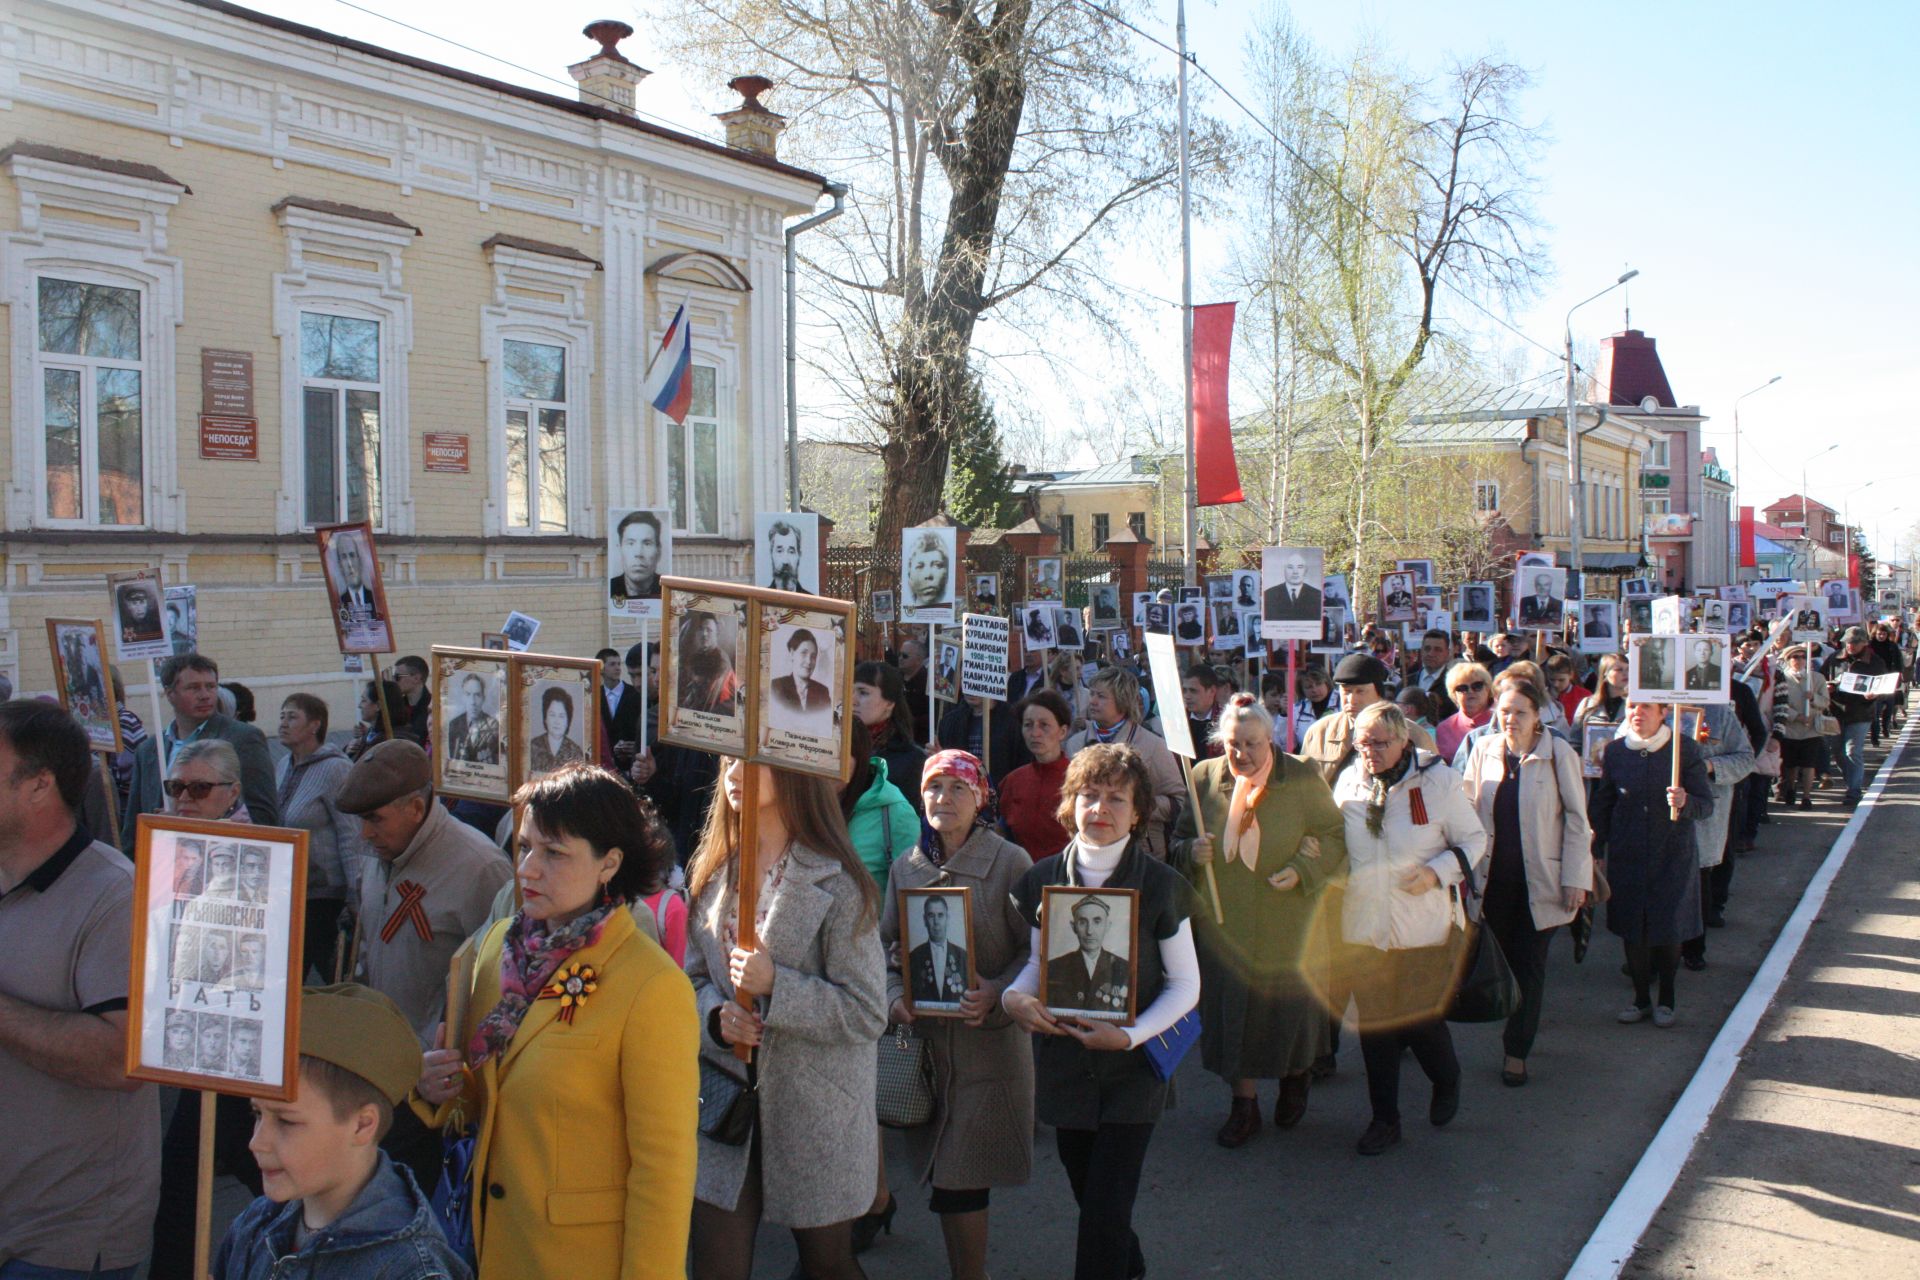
[336,740,432,815]
[300,983,421,1105]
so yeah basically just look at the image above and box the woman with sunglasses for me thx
[165,738,249,821]
[1435,663,1494,765]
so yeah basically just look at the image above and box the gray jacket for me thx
[121,713,278,847]
[276,743,367,901]
[686,842,887,1228]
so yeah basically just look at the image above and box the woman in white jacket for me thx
[1333,702,1487,1156]
[1459,680,1593,1087]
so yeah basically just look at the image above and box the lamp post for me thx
[1565,269,1639,582]
[1799,442,1840,581]
[1731,374,1782,582]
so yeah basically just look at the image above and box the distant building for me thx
[1762,494,1850,580]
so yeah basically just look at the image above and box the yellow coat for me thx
[424,908,698,1280]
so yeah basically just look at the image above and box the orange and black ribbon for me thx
[380,880,432,944]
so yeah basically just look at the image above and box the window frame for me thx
[668,362,726,539]
[1474,479,1500,514]
[1059,513,1076,553]
[499,337,571,534]
[296,308,387,530]
[1643,437,1670,469]
[32,270,149,529]
[1092,512,1110,549]
[481,243,596,537]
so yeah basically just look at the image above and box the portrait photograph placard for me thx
[900,885,978,1019]
[314,523,394,655]
[1020,605,1057,651]
[1457,581,1497,629]
[752,596,855,782]
[1786,595,1827,643]
[1378,570,1418,626]
[1820,578,1852,621]
[973,573,1001,612]
[127,815,308,1100]
[1240,609,1263,655]
[1581,721,1616,779]
[1132,592,1152,627]
[1053,606,1084,653]
[501,611,541,652]
[1314,608,1349,655]
[870,590,896,623]
[900,525,959,625]
[1699,597,1730,633]
[1206,574,1234,602]
[1652,596,1689,635]
[1626,596,1654,634]
[1322,574,1351,614]
[660,583,750,755]
[1514,566,1568,630]
[1089,583,1122,629]
[1629,633,1731,705]
[432,648,512,802]
[1027,557,1063,603]
[480,631,510,652]
[1395,558,1434,587]
[1232,570,1260,613]
[165,585,198,657]
[1578,601,1619,655]
[754,512,819,596]
[1261,546,1326,641]
[933,637,962,703]
[512,654,602,788]
[108,567,170,662]
[47,618,120,753]
[1726,601,1752,631]
[1144,602,1171,636]
[1211,602,1241,645]
[1041,884,1139,1025]
[609,508,672,620]
[1174,601,1206,647]
[1622,578,1657,597]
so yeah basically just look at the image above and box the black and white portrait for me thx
[1628,597,1654,633]
[609,508,673,619]
[1683,637,1724,692]
[228,1017,265,1080]
[768,625,837,730]
[502,611,540,652]
[1622,578,1657,598]
[1629,635,1677,696]
[1323,575,1351,614]
[1021,605,1058,650]
[1395,559,1434,587]
[436,653,510,801]
[1089,584,1121,628]
[236,845,270,906]
[196,1011,231,1073]
[1316,608,1347,653]
[525,682,589,777]
[1727,601,1751,631]
[1515,567,1567,629]
[1206,575,1234,602]
[1699,598,1729,633]
[232,932,269,991]
[755,513,819,596]
[1211,602,1241,643]
[1042,885,1138,1025]
[901,886,976,1017]
[1174,603,1205,647]
[901,526,959,625]
[1579,601,1619,655]
[1144,602,1171,636]
[870,590,896,623]
[315,524,393,655]
[197,928,235,986]
[1458,581,1496,629]
[171,840,206,899]
[1233,570,1259,612]
[1261,546,1325,641]
[1240,609,1262,655]
[974,574,1000,611]
[1379,571,1418,625]
[163,1009,197,1071]
[1028,558,1063,602]
[47,618,118,752]
[1822,579,1850,618]
[165,585,198,657]
[754,604,853,780]
[1132,592,1152,627]
[1053,607,1084,652]
[933,640,961,702]
[108,568,171,662]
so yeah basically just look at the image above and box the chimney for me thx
[715,75,787,158]
[568,21,648,117]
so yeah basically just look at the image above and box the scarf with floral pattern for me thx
[469,900,617,1064]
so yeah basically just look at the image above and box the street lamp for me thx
[1731,374,1782,581]
[1565,269,1639,583]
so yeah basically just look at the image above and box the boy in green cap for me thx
[213,984,470,1280]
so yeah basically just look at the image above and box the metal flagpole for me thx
[1177,0,1197,588]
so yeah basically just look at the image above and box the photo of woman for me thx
[513,660,601,786]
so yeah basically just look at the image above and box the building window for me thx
[1092,513,1110,548]
[1128,511,1147,539]
[36,276,145,526]
[299,312,383,528]
[1474,480,1500,513]
[1643,438,1669,469]
[1644,495,1670,515]
[502,339,568,533]
[1059,513,1076,552]
[669,365,720,536]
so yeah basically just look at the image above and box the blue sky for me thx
[246,0,1920,560]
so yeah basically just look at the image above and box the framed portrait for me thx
[1719,584,1750,603]
[501,611,541,652]
[1231,570,1260,613]
[46,618,120,753]
[1261,546,1326,641]
[1699,597,1730,633]
[431,648,512,802]
[1173,601,1206,648]
[1178,585,1204,606]
[752,596,856,782]
[933,637,962,703]
[1210,602,1241,644]
[1088,583,1122,629]
[1652,596,1689,634]
[1627,596,1654,634]
[608,508,673,620]
[1314,608,1349,654]
[1457,581,1497,629]
[1144,602,1171,636]
[870,590,896,623]
[511,654,602,788]
[973,573,1001,612]
[1378,570,1418,625]
[899,885,978,1019]
[1622,578,1657,598]
[1206,574,1234,602]
[480,631,510,652]
[1629,634,1730,704]
[1053,606,1085,653]
[1395,558,1434,587]
[1581,720,1616,779]
[165,585,199,657]
[127,815,308,1100]
[1517,551,1555,571]
[1322,574,1351,614]
[1820,578,1852,620]
[1240,609,1263,655]
[1041,884,1139,1025]
[1628,635,1678,698]
[753,512,819,596]
[1027,557,1063,603]
[1019,605,1057,651]
[1726,600,1751,632]
[900,525,959,625]
[1786,595,1827,643]
[1578,601,1620,655]
[107,567,170,662]
[1132,592,1152,627]
[659,583,751,755]
[314,523,394,655]
[1513,566,1568,630]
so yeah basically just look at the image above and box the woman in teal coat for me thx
[841,720,919,887]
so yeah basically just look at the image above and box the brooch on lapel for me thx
[538,962,599,1024]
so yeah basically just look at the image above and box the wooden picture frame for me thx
[314,522,395,656]
[1040,884,1140,1026]
[510,652,604,790]
[431,647,514,803]
[480,631,510,652]
[899,885,978,1019]
[126,814,309,1101]
[107,567,171,662]
[46,617,122,754]
[751,592,858,783]
[1027,556,1063,603]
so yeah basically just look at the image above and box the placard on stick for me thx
[314,523,394,655]
[47,617,121,754]
[961,613,1011,702]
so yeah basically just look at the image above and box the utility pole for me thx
[1177,0,1197,586]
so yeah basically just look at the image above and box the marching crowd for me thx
[1,598,1914,1280]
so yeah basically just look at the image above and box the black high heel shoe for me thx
[850,1195,896,1254]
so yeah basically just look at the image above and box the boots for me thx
[1216,1095,1262,1148]
[1274,1072,1311,1129]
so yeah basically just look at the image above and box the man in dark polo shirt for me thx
[0,700,159,1278]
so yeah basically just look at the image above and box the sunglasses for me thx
[1456,680,1488,693]
[164,779,231,800]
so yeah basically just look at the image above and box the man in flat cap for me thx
[1297,653,1438,785]
[339,741,509,1048]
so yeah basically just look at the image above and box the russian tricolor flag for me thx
[643,303,694,424]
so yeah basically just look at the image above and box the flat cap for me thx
[1333,653,1392,687]
[336,739,431,815]
[300,983,421,1105]
[1841,625,1868,644]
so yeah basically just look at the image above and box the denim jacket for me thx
[213,1153,471,1280]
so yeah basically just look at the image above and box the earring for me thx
[598,881,612,907]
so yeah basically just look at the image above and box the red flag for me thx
[1191,302,1242,506]
[1738,505,1756,569]
[1848,547,1860,588]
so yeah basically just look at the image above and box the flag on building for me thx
[1738,505,1756,569]
[1191,302,1242,506]
[643,302,694,424]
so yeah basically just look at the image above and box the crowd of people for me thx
[1,594,1913,1280]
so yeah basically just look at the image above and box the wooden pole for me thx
[733,762,760,1063]
[374,670,397,743]
[95,750,120,849]
[146,657,169,774]
[1669,708,1684,821]
[927,624,939,750]
[193,1089,216,1278]
[980,698,992,779]
[637,635,651,765]
[1178,756,1225,924]
[1284,641,1299,753]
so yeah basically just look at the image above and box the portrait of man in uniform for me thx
[903,889,974,1016]
[1044,891,1135,1023]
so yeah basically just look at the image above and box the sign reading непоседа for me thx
[199,415,258,460]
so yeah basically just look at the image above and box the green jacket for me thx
[847,756,919,886]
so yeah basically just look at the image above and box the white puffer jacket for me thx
[1334,750,1488,951]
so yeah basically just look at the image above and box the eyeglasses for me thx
[164,779,231,800]
[1456,680,1488,693]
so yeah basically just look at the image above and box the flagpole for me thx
[1177,0,1197,589]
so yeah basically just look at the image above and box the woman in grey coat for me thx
[686,758,888,1280]
[1677,699,1754,971]
[880,750,1034,1280]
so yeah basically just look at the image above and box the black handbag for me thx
[874,1024,934,1128]
[1444,847,1521,1024]
[699,1054,757,1146]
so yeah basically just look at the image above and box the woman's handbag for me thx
[1816,713,1842,738]
[1143,1008,1201,1081]
[699,1054,758,1146]
[428,1128,480,1269]
[875,1024,935,1128]
[1753,737,1783,779]
[1444,846,1521,1024]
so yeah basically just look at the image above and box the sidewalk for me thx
[1622,729,1920,1277]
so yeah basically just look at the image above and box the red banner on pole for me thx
[1191,302,1242,506]
[1848,547,1860,588]
[1738,505,1756,569]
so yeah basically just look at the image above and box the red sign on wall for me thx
[199,415,259,460]
[423,433,471,473]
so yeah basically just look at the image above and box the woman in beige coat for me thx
[879,750,1034,1280]
[1459,680,1593,1086]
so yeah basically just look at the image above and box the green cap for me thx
[300,983,421,1105]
